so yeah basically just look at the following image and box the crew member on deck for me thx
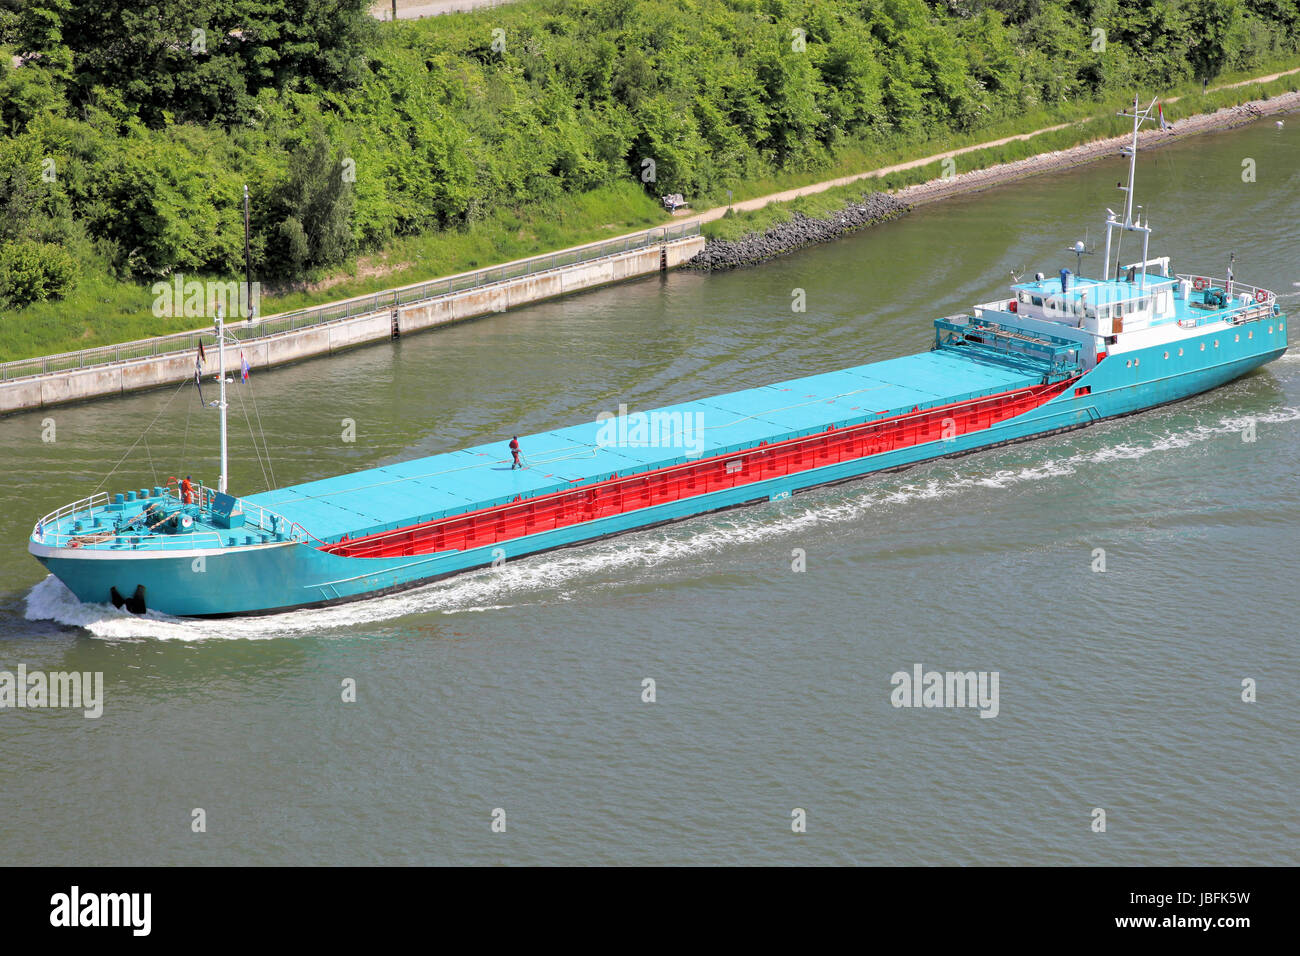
[181,475,195,505]
[509,437,522,470]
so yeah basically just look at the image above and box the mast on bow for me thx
[213,306,229,494]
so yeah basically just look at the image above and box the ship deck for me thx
[244,350,1044,545]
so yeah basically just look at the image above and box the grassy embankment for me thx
[1,182,664,363]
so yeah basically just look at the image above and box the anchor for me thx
[110,585,147,615]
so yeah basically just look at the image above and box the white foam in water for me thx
[24,405,1300,640]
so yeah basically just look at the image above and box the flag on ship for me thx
[1158,102,1169,130]
[194,353,205,404]
[198,339,207,365]
[240,352,250,384]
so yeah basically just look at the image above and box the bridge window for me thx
[1074,386,1091,396]
[1031,296,1043,307]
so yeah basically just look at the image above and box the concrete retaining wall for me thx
[0,236,705,416]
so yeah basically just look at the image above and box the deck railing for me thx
[1176,274,1275,304]
[196,483,323,546]
[1174,274,1280,328]
[31,482,319,551]
[1,221,701,383]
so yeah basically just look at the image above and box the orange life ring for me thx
[1192,277,1208,291]
[1254,289,1268,304]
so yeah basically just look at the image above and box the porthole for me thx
[1200,343,1206,351]
[1134,358,1140,367]
[1234,334,1240,342]
[1178,347,1184,356]
[1163,351,1169,359]
[1268,326,1274,334]
[1248,331,1253,339]
[1213,340,1219,348]
[1125,359,1132,368]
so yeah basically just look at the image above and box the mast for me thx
[1104,94,1157,287]
[1120,95,1139,227]
[216,306,229,494]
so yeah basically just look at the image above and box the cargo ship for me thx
[28,98,1289,617]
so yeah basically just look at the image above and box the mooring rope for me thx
[246,379,277,490]
[234,385,272,491]
[92,379,189,495]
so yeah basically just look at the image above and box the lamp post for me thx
[243,184,254,322]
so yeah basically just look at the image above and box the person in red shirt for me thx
[180,475,194,505]
[509,437,522,470]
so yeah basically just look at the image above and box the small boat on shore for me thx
[28,98,1289,617]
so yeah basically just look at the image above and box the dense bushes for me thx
[0,239,78,308]
[1,0,1298,303]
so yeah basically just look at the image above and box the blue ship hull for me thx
[33,322,1287,617]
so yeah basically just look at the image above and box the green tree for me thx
[267,124,356,276]
[22,0,373,128]
[1186,0,1242,83]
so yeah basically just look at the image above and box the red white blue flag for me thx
[241,352,250,384]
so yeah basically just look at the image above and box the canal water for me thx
[2,117,1296,865]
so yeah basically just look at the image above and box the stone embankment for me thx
[684,194,911,272]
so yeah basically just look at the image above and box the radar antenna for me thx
[1069,229,1095,277]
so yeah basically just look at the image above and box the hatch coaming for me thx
[323,376,1078,560]
[243,349,1046,546]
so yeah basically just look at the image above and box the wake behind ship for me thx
[29,98,1289,617]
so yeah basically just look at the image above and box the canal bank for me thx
[4,79,1296,417]
[687,90,1300,271]
[0,229,703,416]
